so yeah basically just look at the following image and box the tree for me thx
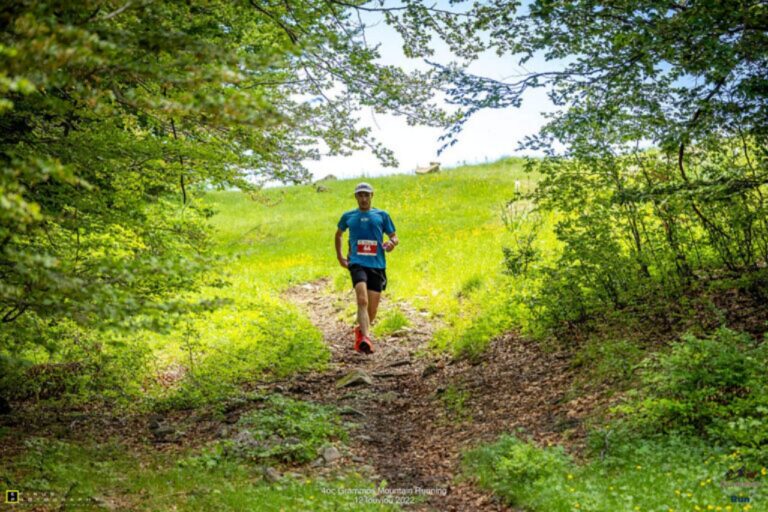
[378,0,768,323]
[0,0,450,349]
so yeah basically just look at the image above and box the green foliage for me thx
[612,328,768,463]
[501,200,542,277]
[437,278,532,360]
[463,434,768,511]
[151,294,328,410]
[378,1,768,334]
[573,338,645,386]
[0,0,450,397]
[0,322,152,407]
[462,434,571,507]
[230,395,347,465]
[439,384,472,423]
[3,437,396,511]
[458,274,484,296]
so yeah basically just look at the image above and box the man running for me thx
[335,182,399,354]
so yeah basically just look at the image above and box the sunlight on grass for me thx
[200,158,552,360]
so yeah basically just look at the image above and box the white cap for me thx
[354,182,373,194]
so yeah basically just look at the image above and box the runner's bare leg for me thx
[367,290,381,325]
[355,281,370,337]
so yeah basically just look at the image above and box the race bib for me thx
[356,239,378,256]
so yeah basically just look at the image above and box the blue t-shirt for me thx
[337,208,396,269]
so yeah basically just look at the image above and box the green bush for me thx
[464,433,766,511]
[462,435,570,506]
[1,322,152,409]
[573,337,645,386]
[612,327,768,463]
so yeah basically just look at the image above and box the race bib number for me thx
[356,239,378,256]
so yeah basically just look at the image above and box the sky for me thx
[303,6,559,181]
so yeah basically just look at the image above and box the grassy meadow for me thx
[145,157,553,407]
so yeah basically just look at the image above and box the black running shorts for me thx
[349,264,387,292]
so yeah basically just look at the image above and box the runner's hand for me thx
[338,257,349,268]
[383,241,394,252]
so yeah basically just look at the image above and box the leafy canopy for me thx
[0,0,450,346]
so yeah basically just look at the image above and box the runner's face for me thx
[355,191,372,210]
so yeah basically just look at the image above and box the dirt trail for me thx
[283,279,586,512]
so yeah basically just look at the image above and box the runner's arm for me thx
[335,229,349,267]
[383,232,398,251]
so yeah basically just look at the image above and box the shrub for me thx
[611,327,768,463]
[462,435,570,506]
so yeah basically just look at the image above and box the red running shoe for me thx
[353,325,362,345]
[359,336,374,354]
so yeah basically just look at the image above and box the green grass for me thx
[462,434,768,512]
[147,291,329,410]
[3,159,547,512]
[200,158,552,359]
[231,394,348,464]
[1,436,398,511]
[372,308,410,337]
[125,158,550,408]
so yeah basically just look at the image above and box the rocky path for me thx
[282,279,586,512]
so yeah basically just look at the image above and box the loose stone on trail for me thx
[336,369,373,388]
[321,445,341,463]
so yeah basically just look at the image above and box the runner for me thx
[335,182,399,354]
